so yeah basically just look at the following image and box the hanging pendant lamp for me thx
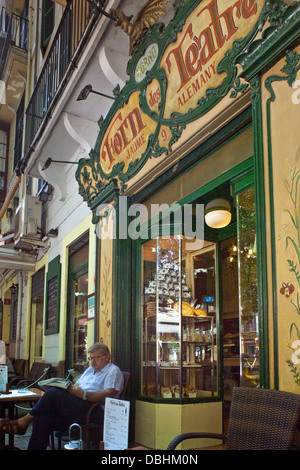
[205,198,232,229]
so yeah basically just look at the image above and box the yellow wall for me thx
[97,203,115,351]
[135,400,223,450]
[1,276,16,348]
[261,45,300,393]
[22,214,96,364]
[25,253,49,363]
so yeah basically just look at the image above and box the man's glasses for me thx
[88,355,106,361]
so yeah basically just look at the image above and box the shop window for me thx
[221,236,240,399]
[139,167,259,404]
[237,186,259,387]
[67,236,89,371]
[222,184,259,401]
[142,235,218,400]
[31,267,45,359]
[10,289,18,342]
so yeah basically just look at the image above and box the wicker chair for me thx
[167,387,300,450]
[9,362,51,389]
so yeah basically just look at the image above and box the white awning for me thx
[0,245,36,272]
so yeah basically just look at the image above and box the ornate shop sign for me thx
[76,0,275,205]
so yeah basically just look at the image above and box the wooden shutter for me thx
[41,0,55,51]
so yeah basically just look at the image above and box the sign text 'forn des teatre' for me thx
[100,0,263,174]
[100,91,157,175]
[161,0,263,117]
[77,0,266,201]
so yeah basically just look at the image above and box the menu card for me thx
[103,398,130,450]
[0,365,8,392]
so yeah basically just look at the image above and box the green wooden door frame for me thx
[96,115,269,401]
[45,256,61,336]
[66,260,88,371]
[130,154,269,402]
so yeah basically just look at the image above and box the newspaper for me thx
[38,378,73,389]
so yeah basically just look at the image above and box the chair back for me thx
[227,387,300,450]
[28,362,51,380]
[119,371,130,400]
[13,359,25,376]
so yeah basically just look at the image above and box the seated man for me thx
[0,343,124,450]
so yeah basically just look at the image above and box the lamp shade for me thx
[205,198,232,229]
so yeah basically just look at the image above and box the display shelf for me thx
[142,236,218,401]
[143,312,215,399]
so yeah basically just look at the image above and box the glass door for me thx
[221,236,240,400]
[67,238,89,370]
[221,185,259,404]
[30,267,45,362]
[237,186,259,388]
[70,270,88,369]
[139,181,259,404]
[142,235,218,401]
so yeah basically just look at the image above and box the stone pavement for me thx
[3,422,70,450]
[2,404,64,450]
[5,422,32,450]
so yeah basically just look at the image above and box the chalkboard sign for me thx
[46,276,58,330]
[0,299,3,338]
[12,298,18,340]
[45,256,61,335]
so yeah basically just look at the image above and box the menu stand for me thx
[0,383,11,394]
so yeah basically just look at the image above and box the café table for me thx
[0,388,43,450]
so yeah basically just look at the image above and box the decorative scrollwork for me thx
[110,0,172,53]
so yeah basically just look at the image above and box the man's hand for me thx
[68,384,84,399]
[67,385,118,403]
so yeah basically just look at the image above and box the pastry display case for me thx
[142,236,218,400]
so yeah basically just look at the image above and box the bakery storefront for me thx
[76,0,300,449]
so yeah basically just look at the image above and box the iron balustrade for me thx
[23,0,96,164]
[0,7,29,79]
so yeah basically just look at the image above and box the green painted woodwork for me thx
[237,1,300,83]
[80,0,300,402]
[132,156,260,404]
[44,255,61,336]
[250,75,270,390]
[75,0,294,206]
[263,50,300,390]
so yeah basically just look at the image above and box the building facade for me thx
[0,0,299,449]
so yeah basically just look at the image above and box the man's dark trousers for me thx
[27,387,103,450]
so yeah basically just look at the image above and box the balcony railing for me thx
[0,7,29,79]
[22,0,98,171]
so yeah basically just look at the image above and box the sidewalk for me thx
[2,406,145,450]
[4,423,75,450]
[5,422,32,450]
[2,405,60,450]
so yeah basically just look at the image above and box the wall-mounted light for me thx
[6,208,13,220]
[77,84,115,102]
[86,0,116,20]
[10,283,18,294]
[47,228,58,238]
[205,198,232,229]
[42,158,79,171]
